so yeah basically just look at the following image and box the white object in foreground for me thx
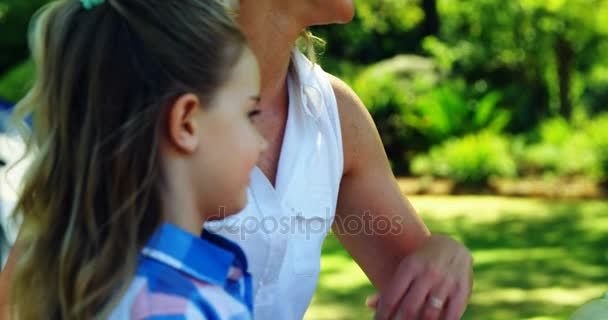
[569,293,608,320]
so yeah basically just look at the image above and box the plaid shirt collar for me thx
[141,223,248,287]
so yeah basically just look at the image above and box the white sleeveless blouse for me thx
[205,49,343,319]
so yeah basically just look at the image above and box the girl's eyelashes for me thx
[247,109,261,120]
[246,96,261,122]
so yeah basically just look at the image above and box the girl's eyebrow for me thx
[250,96,261,102]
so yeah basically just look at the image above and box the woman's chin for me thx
[308,0,354,26]
[338,1,355,23]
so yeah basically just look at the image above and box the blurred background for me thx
[1,0,607,319]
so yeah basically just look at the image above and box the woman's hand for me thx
[372,235,473,320]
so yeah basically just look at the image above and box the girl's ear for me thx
[166,93,203,154]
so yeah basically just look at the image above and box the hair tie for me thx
[81,0,105,10]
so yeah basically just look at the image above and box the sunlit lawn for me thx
[305,196,608,320]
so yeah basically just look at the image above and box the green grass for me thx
[304,196,608,320]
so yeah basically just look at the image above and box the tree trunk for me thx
[556,37,574,118]
[422,0,440,37]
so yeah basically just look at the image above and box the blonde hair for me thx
[297,30,326,65]
[11,0,245,319]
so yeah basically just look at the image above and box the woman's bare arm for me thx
[331,75,473,320]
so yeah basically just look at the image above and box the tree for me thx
[421,0,439,38]
[0,0,49,75]
[433,0,608,121]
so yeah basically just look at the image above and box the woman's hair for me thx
[11,0,245,319]
[297,30,326,65]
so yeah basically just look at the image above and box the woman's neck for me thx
[237,3,303,110]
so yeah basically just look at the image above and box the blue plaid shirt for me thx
[110,223,253,319]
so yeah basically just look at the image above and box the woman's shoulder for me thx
[289,50,384,176]
[327,74,384,176]
[327,74,363,115]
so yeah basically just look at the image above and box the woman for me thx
[1,1,473,319]
[208,1,474,319]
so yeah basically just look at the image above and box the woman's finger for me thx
[442,283,469,320]
[374,261,416,320]
[420,279,453,320]
[394,275,435,320]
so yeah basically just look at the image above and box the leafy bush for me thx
[518,114,608,181]
[352,55,514,174]
[411,131,517,188]
[0,0,49,73]
[311,1,427,65]
[580,113,608,182]
[0,60,33,102]
[408,80,511,144]
[352,55,439,174]
[517,117,572,176]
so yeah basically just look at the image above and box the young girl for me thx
[10,0,266,319]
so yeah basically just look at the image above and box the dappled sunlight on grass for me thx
[305,196,608,320]
[317,255,370,290]
[473,247,567,265]
[473,287,606,306]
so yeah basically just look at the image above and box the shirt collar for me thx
[290,48,326,120]
[141,223,247,287]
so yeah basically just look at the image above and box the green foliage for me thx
[312,0,429,65]
[352,55,513,174]
[408,80,511,143]
[586,114,608,177]
[354,0,424,34]
[458,113,608,183]
[0,60,34,102]
[434,0,608,119]
[0,0,49,74]
[411,131,517,187]
[518,114,608,181]
[352,55,440,174]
